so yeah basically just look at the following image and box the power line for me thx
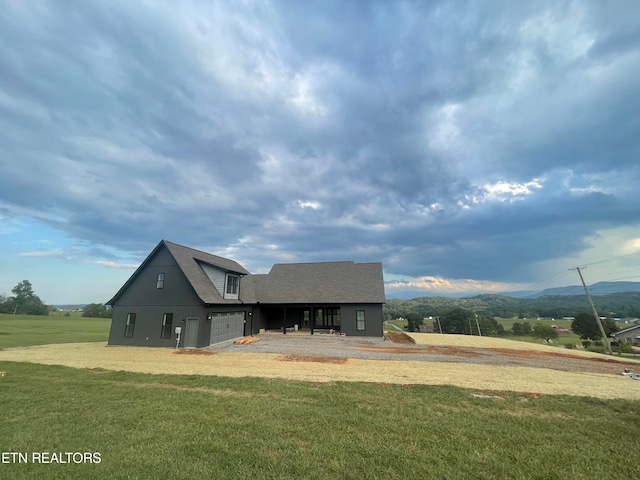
[582,251,640,268]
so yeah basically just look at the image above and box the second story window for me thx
[156,273,165,289]
[226,275,239,295]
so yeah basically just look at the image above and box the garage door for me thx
[209,312,245,345]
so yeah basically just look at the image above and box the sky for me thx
[1,0,639,304]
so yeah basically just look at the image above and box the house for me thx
[106,240,385,348]
[611,323,640,345]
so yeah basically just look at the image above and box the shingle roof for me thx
[163,240,250,304]
[107,240,250,305]
[108,241,384,306]
[611,323,640,337]
[253,261,385,304]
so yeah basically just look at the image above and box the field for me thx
[2,314,640,479]
[388,316,586,346]
[0,314,111,347]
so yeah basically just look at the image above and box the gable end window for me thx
[156,273,165,289]
[356,310,366,331]
[125,313,136,338]
[161,313,173,339]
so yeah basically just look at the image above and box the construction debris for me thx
[621,369,640,380]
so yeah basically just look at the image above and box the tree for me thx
[82,303,112,319]
[440,308,477,335]
[571,312,618,340]
[522,321,532,335]
[405,312,423,332]
[9,280,48,315]
[531,324,559,343]
[511,322,524,335]
[477,316,505,336]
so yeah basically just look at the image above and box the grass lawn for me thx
[2,314,640,479]
[1,361,640,480]
[0,314,111,348]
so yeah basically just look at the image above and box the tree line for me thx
[384,292,640,320]
[1,280,112,318]
[399,308,623,346]
[0,280,48,315]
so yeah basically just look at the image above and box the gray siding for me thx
[108,305,207,347]
[115,262,201,307]
[200,262,225,297]
[339,304,384,337]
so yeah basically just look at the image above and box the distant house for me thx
[107,240,385,348]
[611,323,640,345]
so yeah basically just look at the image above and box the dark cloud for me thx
[1,0,639,289]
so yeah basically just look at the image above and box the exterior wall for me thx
[108,245,205,347]
[200,263,225,297]
[613,325,640,344]
[115,249,201,307]
[249,307,267,334]
[108,305,207,347]
[339,304,383,337]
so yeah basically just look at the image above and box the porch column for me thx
[282,306,287,335]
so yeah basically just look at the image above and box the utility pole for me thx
[570,267,613,355]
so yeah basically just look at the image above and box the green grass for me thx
[384,319,407,331]
[1,361,639,479]
[0,314,110,348]
[3,314,640,478]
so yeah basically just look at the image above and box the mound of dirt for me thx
[275,354,349,364]
[386,332,415,344]
[172,349,217,356]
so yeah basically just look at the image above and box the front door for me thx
[184,317,199,348]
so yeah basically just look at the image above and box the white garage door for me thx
[209,312,245,345]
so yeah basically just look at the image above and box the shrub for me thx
[564,343,575,349]
[586,345,607,354]
[612,342,634,354]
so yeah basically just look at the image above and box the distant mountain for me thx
[529,281,640,298]
[385,281,640,303]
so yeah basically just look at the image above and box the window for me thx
[161,313,173,339]
[315,308,341,327]
[226,275,239,295]
[156,273,165,289]
[125,313,136,337]
[356,310,366,331]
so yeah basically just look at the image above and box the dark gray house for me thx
[107,240,385,348]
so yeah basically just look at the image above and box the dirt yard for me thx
[2,332,640,399]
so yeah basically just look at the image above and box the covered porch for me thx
[259,305,342,334]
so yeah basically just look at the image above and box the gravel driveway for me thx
[208,331,640,376]
[3,332,640,399]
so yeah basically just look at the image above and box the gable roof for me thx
[253,261,385,304]
[164,240,250,304]
[107,240,250,305]
[107,241,385,306]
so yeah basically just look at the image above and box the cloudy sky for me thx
[1,0,639,304]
